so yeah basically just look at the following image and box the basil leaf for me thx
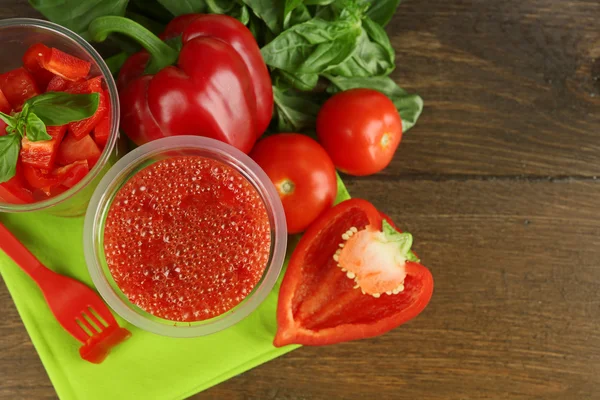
[25,113,51,142]
[277,70,319,91]
[284,3,312,29]
[27,92,100,126]
[283,0,303,27]
[241,0,285,34]
[0,112,16,130]
[156,0,207,15]
[156,0,248,24]
[0,134,21,184]
[329,17,394,77]
[326,75,423,132]
[129,0,174,24]
[261,16,362,74]
[29,0,128,36]
[273,86,325,132]
[365,0,402,26]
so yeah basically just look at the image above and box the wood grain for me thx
[2,0,600,399]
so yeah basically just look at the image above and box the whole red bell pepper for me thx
[89,15,273,154]
[275,199,433,347]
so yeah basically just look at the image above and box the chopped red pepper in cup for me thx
[275,199,433,347]
[0,43,110,204]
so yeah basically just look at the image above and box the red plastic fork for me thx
[0,222,130,363]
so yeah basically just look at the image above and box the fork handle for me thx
[0,222,55,283]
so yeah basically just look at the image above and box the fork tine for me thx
[78,314,99,334]
[86,308,106,329]
[90,303,118,325]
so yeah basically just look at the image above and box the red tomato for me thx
[250,134,337,234]
[316,88,403,176]
[23,164,59,195]
[53,160,89,188]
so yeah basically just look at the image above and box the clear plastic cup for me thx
[84,136,288,337]
[0,18,123,216]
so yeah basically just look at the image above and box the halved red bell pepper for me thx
[0,68,41,110]
[0,162,34,204]
[25,43,92,81]
[88,14,273,153]
[274,199,433,347]
[68,89,108,139]
[20,125,67,170]
[22,43,55,88]
[57,133,101,167]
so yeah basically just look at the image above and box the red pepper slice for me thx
[0,162,34,204]
[0,68,41,110]
[20,125,67,170]
[22,43,55,88]
[57,133,101,167]
[46,75,71,92]
[274,199,433,347]
[93,112,110,148]
[23,164,59,195]
[53,160,89,188]
[66,76,103,95]
[37,46,91,81]
[68,89,108,139]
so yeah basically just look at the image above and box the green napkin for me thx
[0,177,350,400]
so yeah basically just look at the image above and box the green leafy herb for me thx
[382,220,420,262]
[155,0,249,24]
[273,86,325,132]
[0,91,100,183]
[27,92,100,126]
[365,0,402,27]
[25,113,51,142]
[0,134,21,183]
[29,0,128,36]
[241,0,285,34]
[261,15,362,74]
[326,75,423,132]
[329,17,394,77]
[276,70,319,91]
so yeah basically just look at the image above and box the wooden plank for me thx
[383,0,600,177]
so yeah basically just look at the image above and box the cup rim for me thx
[83,136,288,337]
[0,18,120,213]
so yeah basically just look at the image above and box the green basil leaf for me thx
[241,0,285,34]
[277,70,319,91]
[27,92,100,126]
[0,112,16,130]
[155,0,248,24]
[284,3,312,29]
[156,0,207,15]
[326,75,423,132]
[283,0,303,27]
[261,16,362,74]
[365,0,402,26]
[29,0,128,36]
[0,133,21,184]
[129,0,174,24]
[25,113,51,142]
[273,86,326,132]
[328,17,395,77]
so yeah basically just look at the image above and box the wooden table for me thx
[2,0,599,399]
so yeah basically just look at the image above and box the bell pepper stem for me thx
[88,16,178,74]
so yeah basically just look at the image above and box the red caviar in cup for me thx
[103,156,272,322]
